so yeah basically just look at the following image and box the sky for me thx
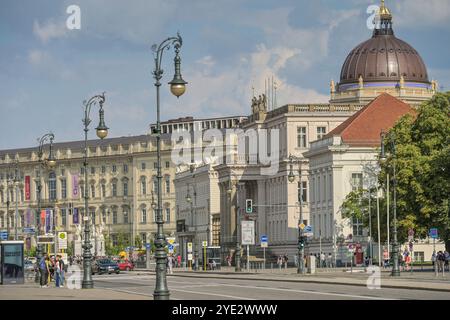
[1,0,449,150]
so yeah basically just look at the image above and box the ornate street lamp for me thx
[35,133,56,282]
[380,130,400,277]
[151,33,187,300]
[288,154,306,274]
[81,93,109,289]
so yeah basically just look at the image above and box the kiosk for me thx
[0,241,25,285]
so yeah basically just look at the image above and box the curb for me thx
[135,271,450,293]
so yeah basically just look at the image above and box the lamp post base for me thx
[235,245,241,272]
[391,243,401,277]
[82,280,94,289]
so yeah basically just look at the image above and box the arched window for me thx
[112,208,118,224]
[123,208,129,224]
[165,176,171,194]
[141,208,147,224]
[49,172,57,201]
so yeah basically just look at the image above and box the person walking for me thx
[167,255,174,275]
[58,255,66,287]
[328,253,333,268]
[431,251,436,271]
[177,255,181,268]
[436,251,445,276]
[277,255,282,270]
[444,251,449,272]
[39,254,49,288]
[283,254,288,269]
[54,256,61,288]
[320,252,325,268]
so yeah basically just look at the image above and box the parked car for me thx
[118,259,134,271]
[92,259,120,275]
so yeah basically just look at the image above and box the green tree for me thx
[134,235,143,249]
[379,92,450,250]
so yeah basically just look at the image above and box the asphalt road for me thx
[92,272,450,300]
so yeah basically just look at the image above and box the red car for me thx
[118,259,134,271]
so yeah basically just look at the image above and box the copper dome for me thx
[339,1,429,86]
[339,35,429,85]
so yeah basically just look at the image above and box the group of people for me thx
[38,253,66,288]
[432,251,449,275]
[313,252,333,268]
[276,254,289,269]
[166,254,183,274]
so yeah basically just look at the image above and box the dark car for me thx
[92,259,120,275]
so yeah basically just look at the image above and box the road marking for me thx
[100,287,181,300]
[213,283,397,300]
[170,288,256,300]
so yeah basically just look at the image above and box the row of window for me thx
[297,126,327,148]
[79,161,171,175]
[0,207,171,229]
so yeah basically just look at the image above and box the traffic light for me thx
[298,236,306,249]
[246,199,253,213]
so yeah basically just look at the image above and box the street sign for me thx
[168,244,174,253]
[408,228,414,241]
[57,232,67,249]
[202,241,208,247]
[429,228,438,239]
[188,253,193,261]
[0,231,8,240]
[303,225,313,237]
[260,235,268,248]
[145,243,151,249]
[187,242,193,253]
[299,223,305,230]
[23,227,35,234]
[241,220,255,245]
[37,236,54,244]
[167,237,176,245]
[409,241,414,251]
[348,243,355,252]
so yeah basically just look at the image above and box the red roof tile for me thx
[325,93,415,147]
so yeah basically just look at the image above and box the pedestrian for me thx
[436,251,446,276]
[431,251,436,269]
[405,253,411,271]
[226,255,231,267]
[167,255,174,274]
[328,253,333,268]
[54,256,61,287]
[283,254,288,269]
[444,251,449,272]
[177,254,181,268]
[39,253,49,288]
[59,255,66,287]
[212,259,216,270]
[277,255,282,270]
[320,252,325,268]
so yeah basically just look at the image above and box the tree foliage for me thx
[342,92,450,251]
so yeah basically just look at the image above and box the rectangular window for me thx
[61,179,67,199]
[101,166,106,174]
[352,217,363,236]
[298,181,307,202]
[141,209,147,224]
[80,167,85,175]
[112,183,117,197]
[112,165,117,173]
[123,210,129,224]
[61,168,65,176]
[80,185,85,199]
[165,176,170,194]
[212,216,220,246]
[153,162,157,169]
[91,185,95,198]
[112,209,118,224]
[90,167,95,175]
[165,161,170,168]
[123,182,128,196]
[141,163,146,170]
[49,175,57,201]
[141,180,146,195]
[141,233,147,245]
[101,184,106,198]
[351,173,363,191]
[165,208,170,223]
[317,126,326,140]
[297,127,307,148]
[61,208,67,227]
[123,164,128,173]
[153,209,157,222]
[102,209,106,224]
[112,234,118,246]
[153,179,158,192]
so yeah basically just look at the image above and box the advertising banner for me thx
[241,220,255,245]
[25,176,31,200]
[72,174,79,198]
[73,208,79,224]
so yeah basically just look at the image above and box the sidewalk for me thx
[135,266,450,293]
[0,283,151,300]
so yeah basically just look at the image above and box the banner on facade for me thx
[72,174,79,198]
[73,208,79,224]
[45,209,53,234]
[25,209,31,227]
[25,176,31,200]
[41,210,46,226]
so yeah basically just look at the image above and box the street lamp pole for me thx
[81,93,109,289]
[380,130,400,276]
[151,33,187,300]
[227,177,241,272]
[35,133,56,281]
[288,154,305,274]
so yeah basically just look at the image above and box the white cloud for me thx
[33,20,67,43]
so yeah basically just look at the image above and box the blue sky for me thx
[1,0,449,150]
